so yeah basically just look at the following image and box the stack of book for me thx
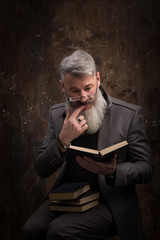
[49,182,100,212]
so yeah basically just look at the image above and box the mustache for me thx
[70,99,95,108]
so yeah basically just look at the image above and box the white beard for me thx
[66,88,107,134]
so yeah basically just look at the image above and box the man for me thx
[22,50,153,240]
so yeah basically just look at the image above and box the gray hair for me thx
[59,50,96,82]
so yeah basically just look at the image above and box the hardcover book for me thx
[69,140,128,161]
[50,199,99,212]
[51,190,99,205]
[49,182,90,200]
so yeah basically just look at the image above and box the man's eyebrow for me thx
[69,87,79,90]
[69,84,93,90]
[84,84,93,88]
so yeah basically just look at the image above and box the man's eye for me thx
[71,89,79,93]
[85,88,91,91]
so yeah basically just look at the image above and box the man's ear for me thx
[96,72,101,87]
[59,80,65,93]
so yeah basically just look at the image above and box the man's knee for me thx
[47,221,70,240]
[22,220,34,239]
[22,219,45,240]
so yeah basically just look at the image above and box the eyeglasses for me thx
[69,87,97,102]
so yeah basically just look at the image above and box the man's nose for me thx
[80,91,88,102]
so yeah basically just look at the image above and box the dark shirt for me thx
[61,131,99,191]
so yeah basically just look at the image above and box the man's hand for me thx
[59,106,88,147]
[76,154,117,176]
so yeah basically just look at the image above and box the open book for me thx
[69,140,128,161]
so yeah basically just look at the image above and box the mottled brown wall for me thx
[0,0,160,239]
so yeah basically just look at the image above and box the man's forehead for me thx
[69,83,93,90]
[64,73,96,87]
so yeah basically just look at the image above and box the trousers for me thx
[22,199,116,240]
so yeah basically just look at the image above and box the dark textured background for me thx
[0,0,160,239]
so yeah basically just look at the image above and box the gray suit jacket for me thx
[35,93,153,240]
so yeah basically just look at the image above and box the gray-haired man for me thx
[22,50,153,240]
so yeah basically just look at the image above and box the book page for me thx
[100,140,128,156]
[69,145,99,155]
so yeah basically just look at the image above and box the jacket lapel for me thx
[97,107,111,151]
[54,108,66,137]
[97,107,112,192]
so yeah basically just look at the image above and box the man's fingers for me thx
[81,123,88,131]
[111,154,117,163]
[71,105,85,119]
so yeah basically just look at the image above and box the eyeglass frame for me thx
[68,87,97,102]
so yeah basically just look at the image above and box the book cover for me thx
[69,140,128,161]
[50,199,99,212]
[50,190,99,205]
[49,182,90,200]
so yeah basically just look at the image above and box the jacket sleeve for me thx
[34,108,65,179]
[114,106,154,187]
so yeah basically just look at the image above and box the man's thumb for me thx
[65,108,71,120]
